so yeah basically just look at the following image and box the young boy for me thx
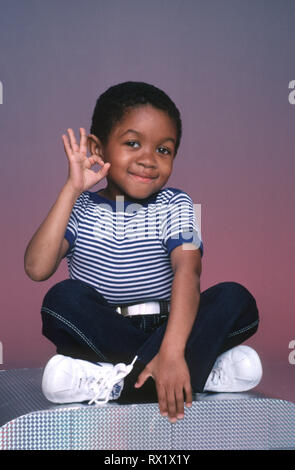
[24,82,262,423]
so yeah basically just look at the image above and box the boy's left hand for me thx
[134,352,193,423]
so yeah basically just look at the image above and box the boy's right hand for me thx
[62,127,110,195]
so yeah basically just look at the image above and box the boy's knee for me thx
[220,281,259,317]
[41,278,109,312]
[41,279,83,309]
[221,281,254,299]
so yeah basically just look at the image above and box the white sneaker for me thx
[41,354,138,405]
[203,345,263,393]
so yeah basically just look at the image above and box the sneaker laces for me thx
[88,356,138,405]
[209,359,228,386]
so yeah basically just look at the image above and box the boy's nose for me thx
[135,151,157,168]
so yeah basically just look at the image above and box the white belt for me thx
[116,301,170,317]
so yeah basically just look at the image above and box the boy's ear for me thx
[87,134,104,159]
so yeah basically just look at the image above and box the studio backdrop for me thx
[0,1,294,390]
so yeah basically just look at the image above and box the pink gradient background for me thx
[0,0,294,390]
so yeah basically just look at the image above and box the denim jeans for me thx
[41,279,259,393]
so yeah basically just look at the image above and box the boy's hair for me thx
[90,81,182,155]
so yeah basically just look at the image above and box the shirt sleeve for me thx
[62,193,85,258]
[161,190,204,257]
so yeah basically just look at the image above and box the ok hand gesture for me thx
[62,128,110,195]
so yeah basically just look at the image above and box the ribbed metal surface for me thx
[0,405,172,450]
[0,368,59,427]
[0,368,294,450]
[171,398,295,450]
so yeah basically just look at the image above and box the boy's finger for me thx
[156,384,168,417]
[79,128,88,154]
[67,128,79,152]
[166,388,177,423]
[175,387,185,419]
[134,368,150,388]
[96,162,111,177]
[62,134,73,157]
[93,154,107,167]
[184,383,193,408]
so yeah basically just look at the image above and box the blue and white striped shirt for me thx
[63,187,203,306]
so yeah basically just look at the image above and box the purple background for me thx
[0,0,294,392]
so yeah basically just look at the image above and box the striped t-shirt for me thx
[63,187,203,306]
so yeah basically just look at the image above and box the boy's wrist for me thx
[63,180,83,200]
[159,341,186,358]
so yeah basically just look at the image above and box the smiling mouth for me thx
[129,173,157,183]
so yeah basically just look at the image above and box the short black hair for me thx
[90,81,182,155]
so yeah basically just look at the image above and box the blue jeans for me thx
[41,279,259,394]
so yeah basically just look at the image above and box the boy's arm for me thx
[135,244,202,422]
[160,243,201,354]
[24,128,110,282]
[24,183,80,281]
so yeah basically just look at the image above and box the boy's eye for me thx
[157,147,171,155]
[125,141,139,148]
[125,141,172,155]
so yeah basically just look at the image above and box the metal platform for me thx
[0,367,294,450]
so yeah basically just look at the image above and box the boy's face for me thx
[89,104,177,202]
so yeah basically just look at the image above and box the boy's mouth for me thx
[128,172,157,183]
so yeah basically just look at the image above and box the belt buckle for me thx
[116,301,169,317]
[116,305,132,316]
